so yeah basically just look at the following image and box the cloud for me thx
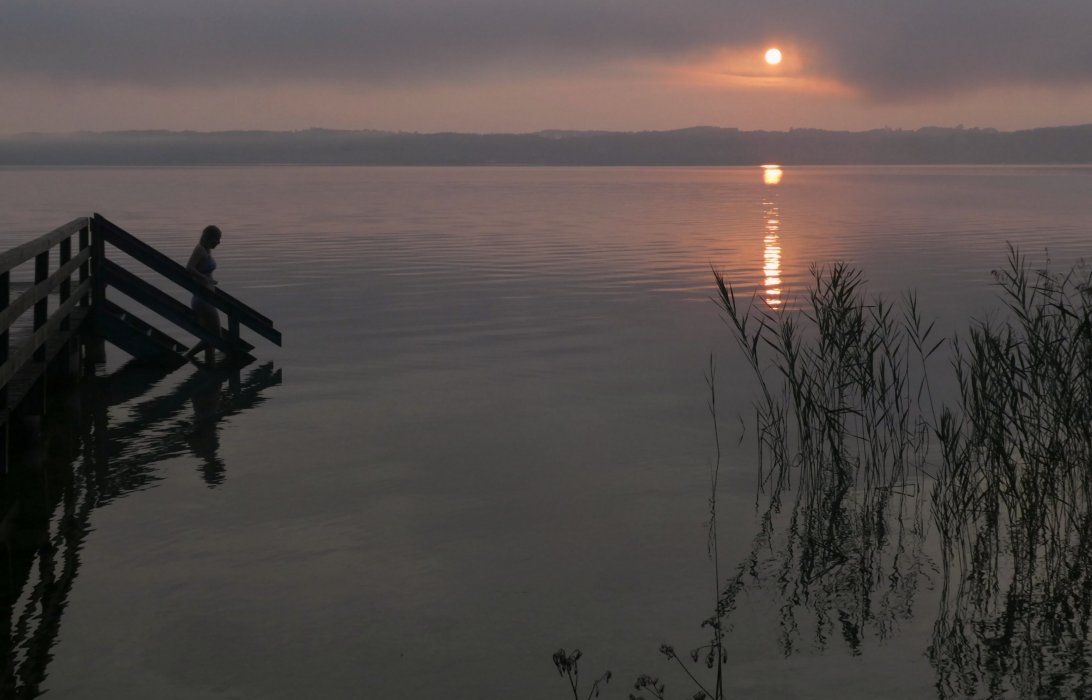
[0,0,727,86]
[803,2,1092,99]
[2,0,1091,100]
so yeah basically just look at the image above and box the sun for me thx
[764,48,783,65]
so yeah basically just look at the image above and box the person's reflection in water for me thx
[186,370,232,487]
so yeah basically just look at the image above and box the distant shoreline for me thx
[2,125,1091,166]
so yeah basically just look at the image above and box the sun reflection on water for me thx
[761,165,783,307]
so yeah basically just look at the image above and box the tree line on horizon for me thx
[1,124,1090,165]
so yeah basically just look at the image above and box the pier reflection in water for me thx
[0,362,280,699]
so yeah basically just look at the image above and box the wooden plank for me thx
[94,214,281,346]
[95,311,187,367]
[0,279,91,392]
[60,237,72,332]
[78,225,90,308]
[101,260,254,356]
[98,299,188,353]
[96,299,188,364]
[0,306,91,424]
[0,248,90,335]
[33,250,48,362]
[0,218,87,276]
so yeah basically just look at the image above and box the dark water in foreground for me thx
[0,166,1090,699]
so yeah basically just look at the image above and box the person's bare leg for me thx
[188,305,221,368]
[206,314,221,367]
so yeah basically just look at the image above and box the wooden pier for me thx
[0,214,282,471]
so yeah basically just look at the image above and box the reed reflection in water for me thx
[0,362,280,699]
[712,249,1092,698]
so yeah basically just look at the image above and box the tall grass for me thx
[630,359,728,700]
[711,261,941,656]
[712,246,1092,696]
[555,247,1092,698]
[933,246,1092,547]
[929,246,1092,697]
[716,261,942,513]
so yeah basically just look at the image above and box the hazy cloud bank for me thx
[3,0,1091,99]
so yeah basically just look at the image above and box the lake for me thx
[0,165,1089,699]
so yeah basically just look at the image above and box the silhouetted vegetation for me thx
[559,248,1092,698]
[552,649,611,700]
[628,360,730,700]
[713,262,939,661]
[713,248,1092,697]
[928,247,1092,698]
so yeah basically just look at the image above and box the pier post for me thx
[33,250,48,363]
[77,222,101,370]
[52,234,80,382]
[85,217,106,365]
[25,251,50,419]
[60,237,71,332]
[78,224,89,308]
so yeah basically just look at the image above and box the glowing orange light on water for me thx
[761,164,783,186]
[762,194,783,307]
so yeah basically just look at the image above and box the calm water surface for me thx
[0,166,1089,699]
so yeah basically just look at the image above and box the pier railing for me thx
[0,217,92,425]
[0,214,281,470]
[93,214,281,351]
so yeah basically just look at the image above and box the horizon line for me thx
[4,122,1092,139]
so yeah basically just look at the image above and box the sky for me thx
[2,0,1092,134]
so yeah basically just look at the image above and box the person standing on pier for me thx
[184,225,222,367]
